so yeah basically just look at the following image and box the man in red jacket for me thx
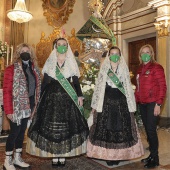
[135,44,167,169]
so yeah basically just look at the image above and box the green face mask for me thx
[56,45,67,54]
[141,53,151,62]
[110,54,120,63]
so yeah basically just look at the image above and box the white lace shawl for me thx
[42,42,80,79]
[91,54,136,113]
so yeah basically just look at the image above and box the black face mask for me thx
[20,52,31,61]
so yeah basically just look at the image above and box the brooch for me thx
[145,70,150,75]
[109,73,114,77]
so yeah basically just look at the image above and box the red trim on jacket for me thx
[3,63,41,115]
[135,62,167,104]
[3,65,14,114]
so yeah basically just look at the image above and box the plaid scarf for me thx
[12,62,41,125]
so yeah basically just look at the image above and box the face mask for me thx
[56,45,67,54]
[20,52,31,61]
[110,54,120,63]
[141,53,151,62]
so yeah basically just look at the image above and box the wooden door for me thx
[128,37,156,86]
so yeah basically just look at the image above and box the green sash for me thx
[55,66,84,115]
[107,69,125,95]
[90,16,116,45]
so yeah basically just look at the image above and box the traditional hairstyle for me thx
[138,44,156,64]
[108,46,121,56]
[13,43,37,66]
[53,38,68,49]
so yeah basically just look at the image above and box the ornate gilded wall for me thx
[25,0,90,46]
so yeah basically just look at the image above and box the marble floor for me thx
[0,126,170,170]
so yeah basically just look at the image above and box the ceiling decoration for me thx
[42,0,76,28]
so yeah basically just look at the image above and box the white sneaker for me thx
[3,151,16,170]
[13,148,30,168]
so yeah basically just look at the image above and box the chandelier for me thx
[7,0,33,23]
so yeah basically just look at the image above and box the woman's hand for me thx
[78,97,83,106]
[6,114,13,121]
[91,108,96,114]
[154,105,161,116]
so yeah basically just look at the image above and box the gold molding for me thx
[42,0,76,28]
[67,29,83,55]
[36,28,83,68]
[0,57,5,71]
[155,26,169,37]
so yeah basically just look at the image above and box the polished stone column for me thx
[148,0,170,117]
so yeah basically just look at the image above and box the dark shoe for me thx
[141,155,152,163]
[52,160,60,167]
[59,161,65,167]
[106,160,120,166]
[1,130,10,136]
[144,158,159,169]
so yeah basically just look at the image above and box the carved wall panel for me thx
[42,0,76,28]
[36,28,83,68]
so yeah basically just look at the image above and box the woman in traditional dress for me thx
[87,46,144,166]
[26,38,89,166]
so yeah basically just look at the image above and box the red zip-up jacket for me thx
[3,63,40,115]
[135,62,167,105]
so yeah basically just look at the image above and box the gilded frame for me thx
[42,0,76,28]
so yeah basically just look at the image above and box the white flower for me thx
[82,85,91,93]
[132,84,136,90]
[91,84,95,89]
[81,80,92,85]
[86,81,91,85]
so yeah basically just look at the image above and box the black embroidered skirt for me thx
[27,79,89,156]
[89,87,138,149]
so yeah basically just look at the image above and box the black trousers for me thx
[6,118,29,152]
[139,102,159,159]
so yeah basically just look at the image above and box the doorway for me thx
[128,37,156,85]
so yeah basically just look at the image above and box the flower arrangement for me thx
[0,41,7,57]
[80,62,99,119]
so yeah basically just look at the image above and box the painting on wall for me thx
[49,0,67,9]
[42,0,76,28]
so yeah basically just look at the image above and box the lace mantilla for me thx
[91,54,136,113]
[42,40,80,79]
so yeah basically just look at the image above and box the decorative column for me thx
[148,0,170,117]
[103,0,124,47]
